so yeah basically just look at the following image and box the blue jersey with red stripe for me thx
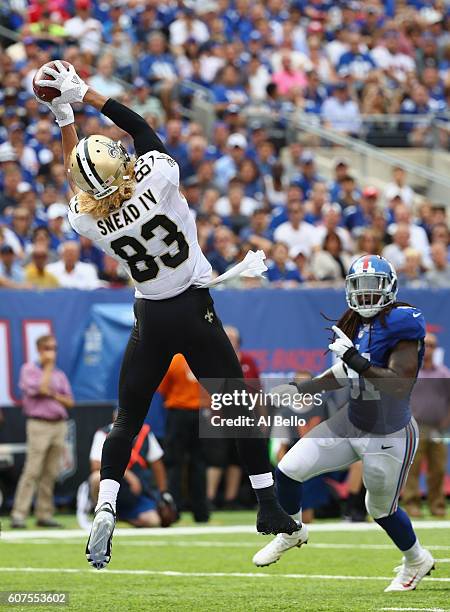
[348,306,425,434]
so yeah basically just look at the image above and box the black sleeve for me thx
[101,98,168,158]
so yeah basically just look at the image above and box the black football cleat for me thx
[256,500,298,535]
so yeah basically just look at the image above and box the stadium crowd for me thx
[1,0,450,290]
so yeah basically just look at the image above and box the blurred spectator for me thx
[425,242,450,288]
[9,207,33,251]
[47,241,99,289]
[382,223,410,271]
[0,0,449,294]
[88,54,125,99]
[0,166,22,214]
[266,242,303,286]
[404,334,450,517]
[159,354,209,523]
[207,226,238,276]
[214,133,248,193]
[65,0,102,59]
[11,334,73,528]
[315,203,353,253]
[397,248,424,287]
[130,78,165,126]
[98,255,130,288]
[343,186,379,236]
[24,245,59,289]
[321,82,362,136]
[274,200,319,257]
[0,244,25,283]
[388,203,430,265]
[383,167,415,209]
[310,231,352,282]
[336,31,377,85]
[239,209,274,253]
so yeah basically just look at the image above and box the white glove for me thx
[269,383,298,408]
[328,325,354,359]
[41,99,74,128]
[37,60,88,105]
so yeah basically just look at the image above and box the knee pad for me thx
[363,464,386,492]
[278,453,306,483]
[363,459,399,519]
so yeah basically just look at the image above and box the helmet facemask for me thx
[345,272,397,318]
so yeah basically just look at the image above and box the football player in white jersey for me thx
[36,61,297,569]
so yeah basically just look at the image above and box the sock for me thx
[375,508,421,555]
[96,479,120,513]
[249,472,274,490]
[249,473,276,506]
[403,539,426,564]
[275,467,303,524]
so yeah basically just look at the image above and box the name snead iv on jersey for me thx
[68,150,212,300]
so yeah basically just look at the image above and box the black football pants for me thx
[101,288,271,484]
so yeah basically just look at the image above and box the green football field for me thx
[0,512,449,612]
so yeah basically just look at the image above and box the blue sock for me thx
[275,467,303,517]
[375,508,416,551]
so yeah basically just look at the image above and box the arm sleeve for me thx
[101,98,168,157]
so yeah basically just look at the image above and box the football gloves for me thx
[37,60,88,105]
[329,325,371,374]
[40,99,74,127]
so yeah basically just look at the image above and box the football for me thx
[32,60,71,102]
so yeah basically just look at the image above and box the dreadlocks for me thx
[334,301,415,342]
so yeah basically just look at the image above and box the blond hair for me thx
[77,160,136,220]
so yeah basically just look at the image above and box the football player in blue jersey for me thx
[253,255,435,592]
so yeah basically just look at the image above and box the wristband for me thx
[341,347,371,374]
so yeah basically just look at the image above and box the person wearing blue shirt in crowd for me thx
[0,244,25,283]
[240,210,274,253]
[400,85,446,145]
[291,151,321,199]
[138,32,178,89]
[164,119,189,168]
[343,186,380,235]
[328,158,351,203]
[266,242,303,285]
[212,64,249,115]
[214,133,248,194]
[337,31,377,84]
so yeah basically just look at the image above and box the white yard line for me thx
[6,539,450,554]
[379,608,447,612]
[2,520,449,541]
[0,567,449,582]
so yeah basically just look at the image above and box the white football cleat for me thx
[384,549,435,592]
[253,523,308,567]
[86,502,116,570]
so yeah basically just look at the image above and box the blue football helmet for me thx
[345,255,398,318]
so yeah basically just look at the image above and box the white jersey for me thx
[68,151,212,300]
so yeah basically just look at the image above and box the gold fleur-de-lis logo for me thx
[205,309,214,324]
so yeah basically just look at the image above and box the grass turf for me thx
[0,512,448,612]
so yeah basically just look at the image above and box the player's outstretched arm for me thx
[83,88,169,158]
[329,326,418,398]
[271,367,345,405]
